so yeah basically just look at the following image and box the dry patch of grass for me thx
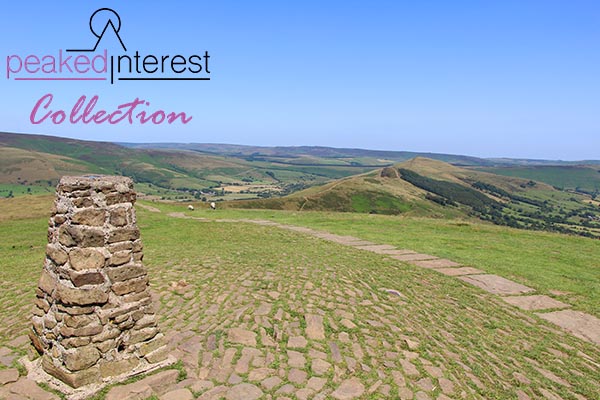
[0,195,53,222]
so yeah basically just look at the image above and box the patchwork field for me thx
[0,196,598,399]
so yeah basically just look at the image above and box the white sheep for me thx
[188,205,194,211]
[210,202,216,210]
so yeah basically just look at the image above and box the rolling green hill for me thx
[231,158,600,238]
[2,132,599,237]
[0,132,382,200]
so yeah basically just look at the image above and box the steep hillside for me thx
[232,158,600,238]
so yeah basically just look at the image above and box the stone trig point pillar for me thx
[27,175,173,394]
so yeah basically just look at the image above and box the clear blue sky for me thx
[1,1,599,160]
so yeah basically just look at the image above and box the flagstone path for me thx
[167,212,600,348]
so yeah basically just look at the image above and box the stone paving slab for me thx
[433,267,484,276]
[458,274,535,295]
[411,259,462,269]
[283,226,319,234]
[353,244,399,254]
[536,310,600,346]
[313,233,376,246]
[502,295,571,311]
[378,249,418,256]
[0,377,60,400]
[341,240,376,246]
[244,219,282,226]
[137,203,161,213]
[390,253,438,262]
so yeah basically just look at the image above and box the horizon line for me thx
[0,131,596,162]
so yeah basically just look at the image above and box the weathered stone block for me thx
[59,323,103,338]
[46,244,68,265]
[56,304,95,315]
[106,192,136,206]
[32,316,44,335]
[127,327,158,345]
[56,283,108,306]
[99,301,138,321]
[118,318,136,330]
[109,207,129,227]
[115,312,134,324]
[43,314,57,330]
[69,270,105,287]
[64,313,100,329]
[144,346,169,364]
[96,339,117,353]
[34,297,50,313]
[109,250,131,266]
[29,329,46,354]
[59,225,105,247]
[72,197,94,208]
[72,208,106,226]
[123,290,151,304]
[131,309,145,321]
[53,214,67,225]
[132,239,143,252]
[69,248,105,271]
[62,336,91,348]
[112,275,148,296]
[108,227,140,244]
[42,356,101,388]
[99,357,140,378]
[108,241,133,253]
[134,314,157,330]
[58,225,79,247]
[59,181,91,193]
[38,269,58,295]
[64,345,101,371]
[107,263,146,283]
[92,326,121,343]
[138,334,165,356]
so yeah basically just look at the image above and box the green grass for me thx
[150,202,600,318]
[0,183,54,197]
[0,195,599,399]
[136,205,599,399]
[350,192,412,214]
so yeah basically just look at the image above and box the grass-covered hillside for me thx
[2,132,599,237]
[232,158,600,238]
[0,132,383,201]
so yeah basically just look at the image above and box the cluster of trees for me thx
[398,169,503,213]
[471,181,547,208]
[397,171,600,239]
[425,193,455,206]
